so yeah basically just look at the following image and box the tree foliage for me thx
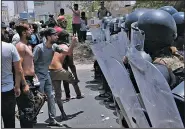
[133,0,185,11]
[65,14,72,33]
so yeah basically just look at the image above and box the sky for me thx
[2,1,136,17]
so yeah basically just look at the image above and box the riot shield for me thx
[90,26,150,127]
[102,43,150,128]
[127,46,184,128]
[112,30,129,57]
[130,22,145,51]
[89,27,118,98]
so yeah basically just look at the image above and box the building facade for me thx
[14,1,28,15]
[34,1,73,22]
[2,3,9,25]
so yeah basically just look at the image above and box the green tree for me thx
[133,0,185,11]
[65,14,73,33]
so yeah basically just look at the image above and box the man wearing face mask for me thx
[15,23,36,128]
[33,28,69,127]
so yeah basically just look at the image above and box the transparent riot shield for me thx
[89,26,118,98]
[112,30,129,57]
[90,26,120,95]
[90,25,150,127]
[127,45,184,128]
[130,22,145,51]
[102,43,150,128]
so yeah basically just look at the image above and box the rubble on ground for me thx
[73,41,95,64]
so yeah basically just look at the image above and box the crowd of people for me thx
[1,1,115,128]
[1,3,90,128]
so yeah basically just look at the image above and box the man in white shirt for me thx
[2,34,23,128]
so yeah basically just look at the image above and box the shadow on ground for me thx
[85,79,117,112]
[34,123,51,128]
[85,84,101,91]
[55,111,84,122]
[44,111,84,127]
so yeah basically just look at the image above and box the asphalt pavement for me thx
[15,63,120,128]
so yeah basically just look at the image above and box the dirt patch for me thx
[73,41,95,64]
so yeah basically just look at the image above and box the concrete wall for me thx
[2,4,9,24]
[34,1,73,22]
[14,1,28,15]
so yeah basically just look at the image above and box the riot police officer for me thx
[172,12,185,53]
[158,6,178,15]
[137,9,184,88]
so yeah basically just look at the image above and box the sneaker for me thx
[76,94,85,99]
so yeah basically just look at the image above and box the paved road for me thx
[15,63,120,128]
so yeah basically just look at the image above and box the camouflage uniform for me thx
[153,47,184,88]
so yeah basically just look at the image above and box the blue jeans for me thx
[38,73,56,123]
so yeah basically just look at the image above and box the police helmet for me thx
[137,10,177,56]
[158,6,178,15]
[172,12,184,36]
[102,16,112,29]
[125,8,154,31]
[109,17,121,34]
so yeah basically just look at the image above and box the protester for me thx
[12,23,33,46]
[2,26,21,128]
[29,23,41,49]
[33,28,72,127]
[79,11,88,43]
[49,30,84,120]
[97,1,111,20]
[68,4,81,41]
[15,23,36,128]
[62,43,80,100]
[1,22,10,42]
[8,21,16,42]
[57,8,67,29]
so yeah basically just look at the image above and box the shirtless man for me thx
[15,23,36,128]
[49,31,84,120]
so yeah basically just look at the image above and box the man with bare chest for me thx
[15,23,36,128]
[49,34,84,120]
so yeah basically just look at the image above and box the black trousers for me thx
[63,55,78,98]
[1,89,16,128]
[79,31,87,42]
[72,24,81,41]
[16,76,35,128]
[102,73,111,93]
